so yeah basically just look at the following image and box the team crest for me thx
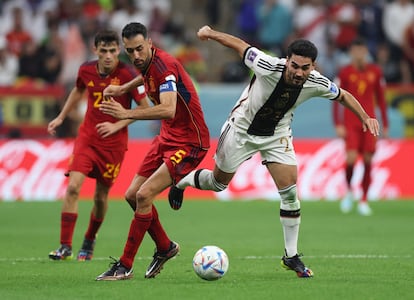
[111,77,120,86]
[148,77,156,92]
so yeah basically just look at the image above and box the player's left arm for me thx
[103,74,144,98]
[99,91,177,120]
[337,88,380,136]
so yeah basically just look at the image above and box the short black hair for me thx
[287,39,318,62]
[94,30,119,47]
[350,37,367,47]
[122,22,148,39]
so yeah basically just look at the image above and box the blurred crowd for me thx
[0,0,413,137]
[231,0,414,84]
[1,0,414,86]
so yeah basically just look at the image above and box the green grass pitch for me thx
[1,199,413,300]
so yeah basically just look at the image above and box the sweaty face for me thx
[123,34,152,72]
[284,54,315,86]
[95,41,120,74]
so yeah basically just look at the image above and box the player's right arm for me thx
[47,86,85,136]
[103,74,144,98]
[197,25,250,58]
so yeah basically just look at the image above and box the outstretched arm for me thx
[197,25,251,58]
[337,88,380,136]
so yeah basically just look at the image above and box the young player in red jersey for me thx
[95,22,210,280]
[333,38,389,216]
[47,30,148,261]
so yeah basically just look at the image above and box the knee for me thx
[125,188,136,204]
[66,182,81,199]
[279,184,300,210]
[135,188,153,209]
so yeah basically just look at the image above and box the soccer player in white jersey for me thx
[169,25,380,278]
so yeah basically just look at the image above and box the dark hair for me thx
[94,30,119,47]
[122,22,148,39]
[350,37,366,47]
[287,39,318,62]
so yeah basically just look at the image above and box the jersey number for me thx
[103,163,121,179]
[93,92,112,108]
[170,150,187,166]
[280,137,291,152]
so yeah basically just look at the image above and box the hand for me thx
[362,118,380,136]
[96,122,120,138]
[103,85,123,99]
[99,98,129,119]
[47,117,63,136]
[197,25,212,41]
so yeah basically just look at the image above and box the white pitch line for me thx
[0,254,411,262]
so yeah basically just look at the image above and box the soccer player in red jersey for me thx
[333,38,389,216]
[95,22,210,280]
[47,30,148,261]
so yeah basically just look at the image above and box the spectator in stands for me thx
[256,0,292,56]
[328,0,360,53]
[235,0,260,45]
[0,35,18,86]
[357,0,385,60]
[376,43,403,84]
[293,0,328,60]
[109,0,150,34]
[382,0,414,83]
[205,0,220,25]
[17,39,43,80]
[5,6,33,57]
[38,16,63,84]
[175,36,208,82]
[402,20,414,82]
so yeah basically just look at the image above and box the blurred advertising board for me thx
[0,83,65,137]
[0,139,412,201]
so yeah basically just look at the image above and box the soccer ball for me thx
[192,245,229,281]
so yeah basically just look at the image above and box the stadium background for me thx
[0,0,413,201]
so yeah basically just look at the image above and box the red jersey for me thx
[76,60,146,151]
[334,63,388,129]
[143,47,210,149]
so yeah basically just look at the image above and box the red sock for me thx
[84,212,103,241]
[120,211,152,269]
[148,205,171,252]
[361,162,372,202]
[60,212,77,247]
[345,164,353,187]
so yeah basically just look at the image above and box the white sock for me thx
[280,219,300,257]
[176,169,227,192]
[176,170,197,189]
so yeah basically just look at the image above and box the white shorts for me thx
[214,121,297,173]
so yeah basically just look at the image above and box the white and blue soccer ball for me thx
[192,245,229,281]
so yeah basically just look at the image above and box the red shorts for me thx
[68,139,126,187]
[138,136,208,184]
[345,125,377,153]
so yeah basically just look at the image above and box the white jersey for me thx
[228,47,340,137]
